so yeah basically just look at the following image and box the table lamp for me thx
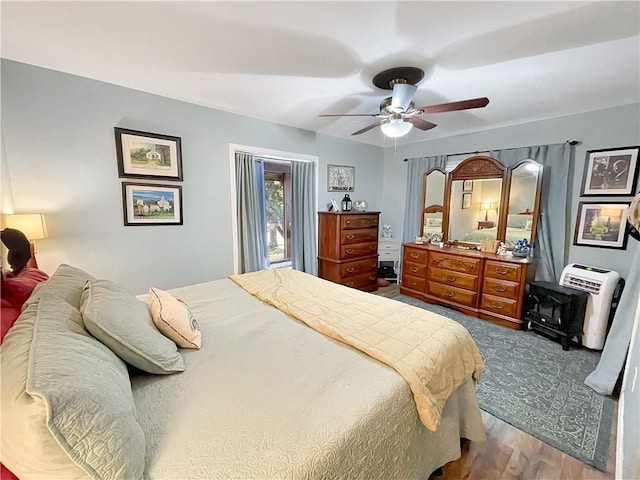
[1,213,48,268]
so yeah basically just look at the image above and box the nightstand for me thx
[477,221,495,229]
[378,239,401,281]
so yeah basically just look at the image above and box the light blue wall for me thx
[1,60,383,293]
[382,104,640,280]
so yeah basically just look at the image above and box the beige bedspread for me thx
[230,269,484,431]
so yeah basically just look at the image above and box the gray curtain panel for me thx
[403,155,447,243]
[291,160,317,275]
[489,143,572,281]
[235,152,269,273]
[585,242,640,395]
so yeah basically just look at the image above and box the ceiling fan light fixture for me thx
[381,119,412,138]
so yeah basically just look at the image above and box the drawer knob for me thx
[368,276,376,281]
[346,282,354,287]
[410,266,418,273]
[493,285,507,292]
[370,262,377,268]
[409,281,417,286]
[495,268,509,275]
[346,234,355,240]
[445,275,456,282]
[410,253,419,259]
[444,291,454,298]
[346,267,355,273]
[346,249,354,255]
[491,301,504,309]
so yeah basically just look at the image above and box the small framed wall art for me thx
[115,127,183,180]
[327,164,355,192]
[122,182,183,226]
[580,146,639,196]
[462,192,472,209]
[463,180,473,192]
[573,201,630,249]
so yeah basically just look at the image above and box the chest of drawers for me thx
[317,211,380,292]
[400,243,534,329]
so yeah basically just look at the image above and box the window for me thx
[263,160,291,266]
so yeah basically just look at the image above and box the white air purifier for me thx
[559,263,621,350]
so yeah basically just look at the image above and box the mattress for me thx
[133,278,485,479]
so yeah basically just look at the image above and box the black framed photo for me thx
[462,192,472,209]
[580,146,639,196]
[463,180,473,192]
[573,202,630,249]
[122,182,183,226]
[115,127,183,180]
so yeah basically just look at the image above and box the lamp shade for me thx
[380,119,413,138]
[2,214,48,240]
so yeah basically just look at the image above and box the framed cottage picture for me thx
[327,164,355,192]
[573,202,630,249]
[115,127,183,180]
[580,146,639,196]
[122,182,183,226]
[462,192,472,209]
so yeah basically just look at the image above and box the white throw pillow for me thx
[149,288,201,349]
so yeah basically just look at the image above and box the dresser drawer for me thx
[430,252,481,274]
[428,282,477,308]
[481,293,519,317]
[401,274,426,292]
[341,258,378,278]
[342,215,379,230]
[342,271,378,290]
[341,228,378,245]
[485,261,523,282]
[403,247,428,264]
[429,267,478,291]
[403,262,427,279]
[340,242,378,259]
[483,277,519,299]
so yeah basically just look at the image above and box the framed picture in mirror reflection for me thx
[463,180,473,192]
[462,193,472,209]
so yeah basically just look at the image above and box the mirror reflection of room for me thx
[448,178,502,243]
[505,162,542,245]
[421,169,446,236]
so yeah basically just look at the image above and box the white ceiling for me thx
[2,1,639,147]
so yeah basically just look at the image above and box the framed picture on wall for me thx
[580,146,639,196]
[122,182,183,226]
[115,127,183,180]
[463,180,473,192]
[327,164,355,192]
[462,192,472,209]
[573,201,630,249]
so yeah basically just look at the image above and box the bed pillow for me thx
[1,268,50,343]
[149,287,201,349]
[507,214,530,229]
[80,279,185,374]
[1,292,145,480]
[25,263,95,309]
[425,217,442,227]
[524,219,533,231]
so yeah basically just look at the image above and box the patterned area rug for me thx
[392,294,614,471]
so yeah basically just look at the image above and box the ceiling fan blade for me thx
[351,120,384,136]
[416,97,490,114]
[319,113,378,117]
[390,84,417,111]
[407,117,437,131]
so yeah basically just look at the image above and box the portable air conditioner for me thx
[559,263,621,350]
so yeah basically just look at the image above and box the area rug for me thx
[392,294,614,472]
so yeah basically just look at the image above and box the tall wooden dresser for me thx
[318,211,380,292]
[400,243,535,329]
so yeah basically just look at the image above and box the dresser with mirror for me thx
[402,155,543,328]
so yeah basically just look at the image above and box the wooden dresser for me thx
[400,243,535,329]
[318,211,380,292]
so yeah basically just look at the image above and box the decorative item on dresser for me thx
[318,211,380,292]
[400,243,535,329]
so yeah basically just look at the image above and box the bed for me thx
[1,264,485,480]
[462,213,534,245]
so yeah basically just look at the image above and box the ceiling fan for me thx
[320,67,489,137]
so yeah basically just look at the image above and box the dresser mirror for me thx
[420,168,446,237]
[447,177,503,243]
[504,160,543,244]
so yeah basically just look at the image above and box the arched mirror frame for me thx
[420,167,447,237]
[503,159,544,245]
[442,156,507,243]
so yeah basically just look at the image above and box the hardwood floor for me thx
[373,282,617,480]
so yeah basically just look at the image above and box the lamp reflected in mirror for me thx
[480,201,497,222]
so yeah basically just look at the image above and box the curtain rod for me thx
[403,140,581,162]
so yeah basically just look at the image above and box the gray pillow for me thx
[25,292,146,480]
[25,263,95,309]
[80,279,185,374]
